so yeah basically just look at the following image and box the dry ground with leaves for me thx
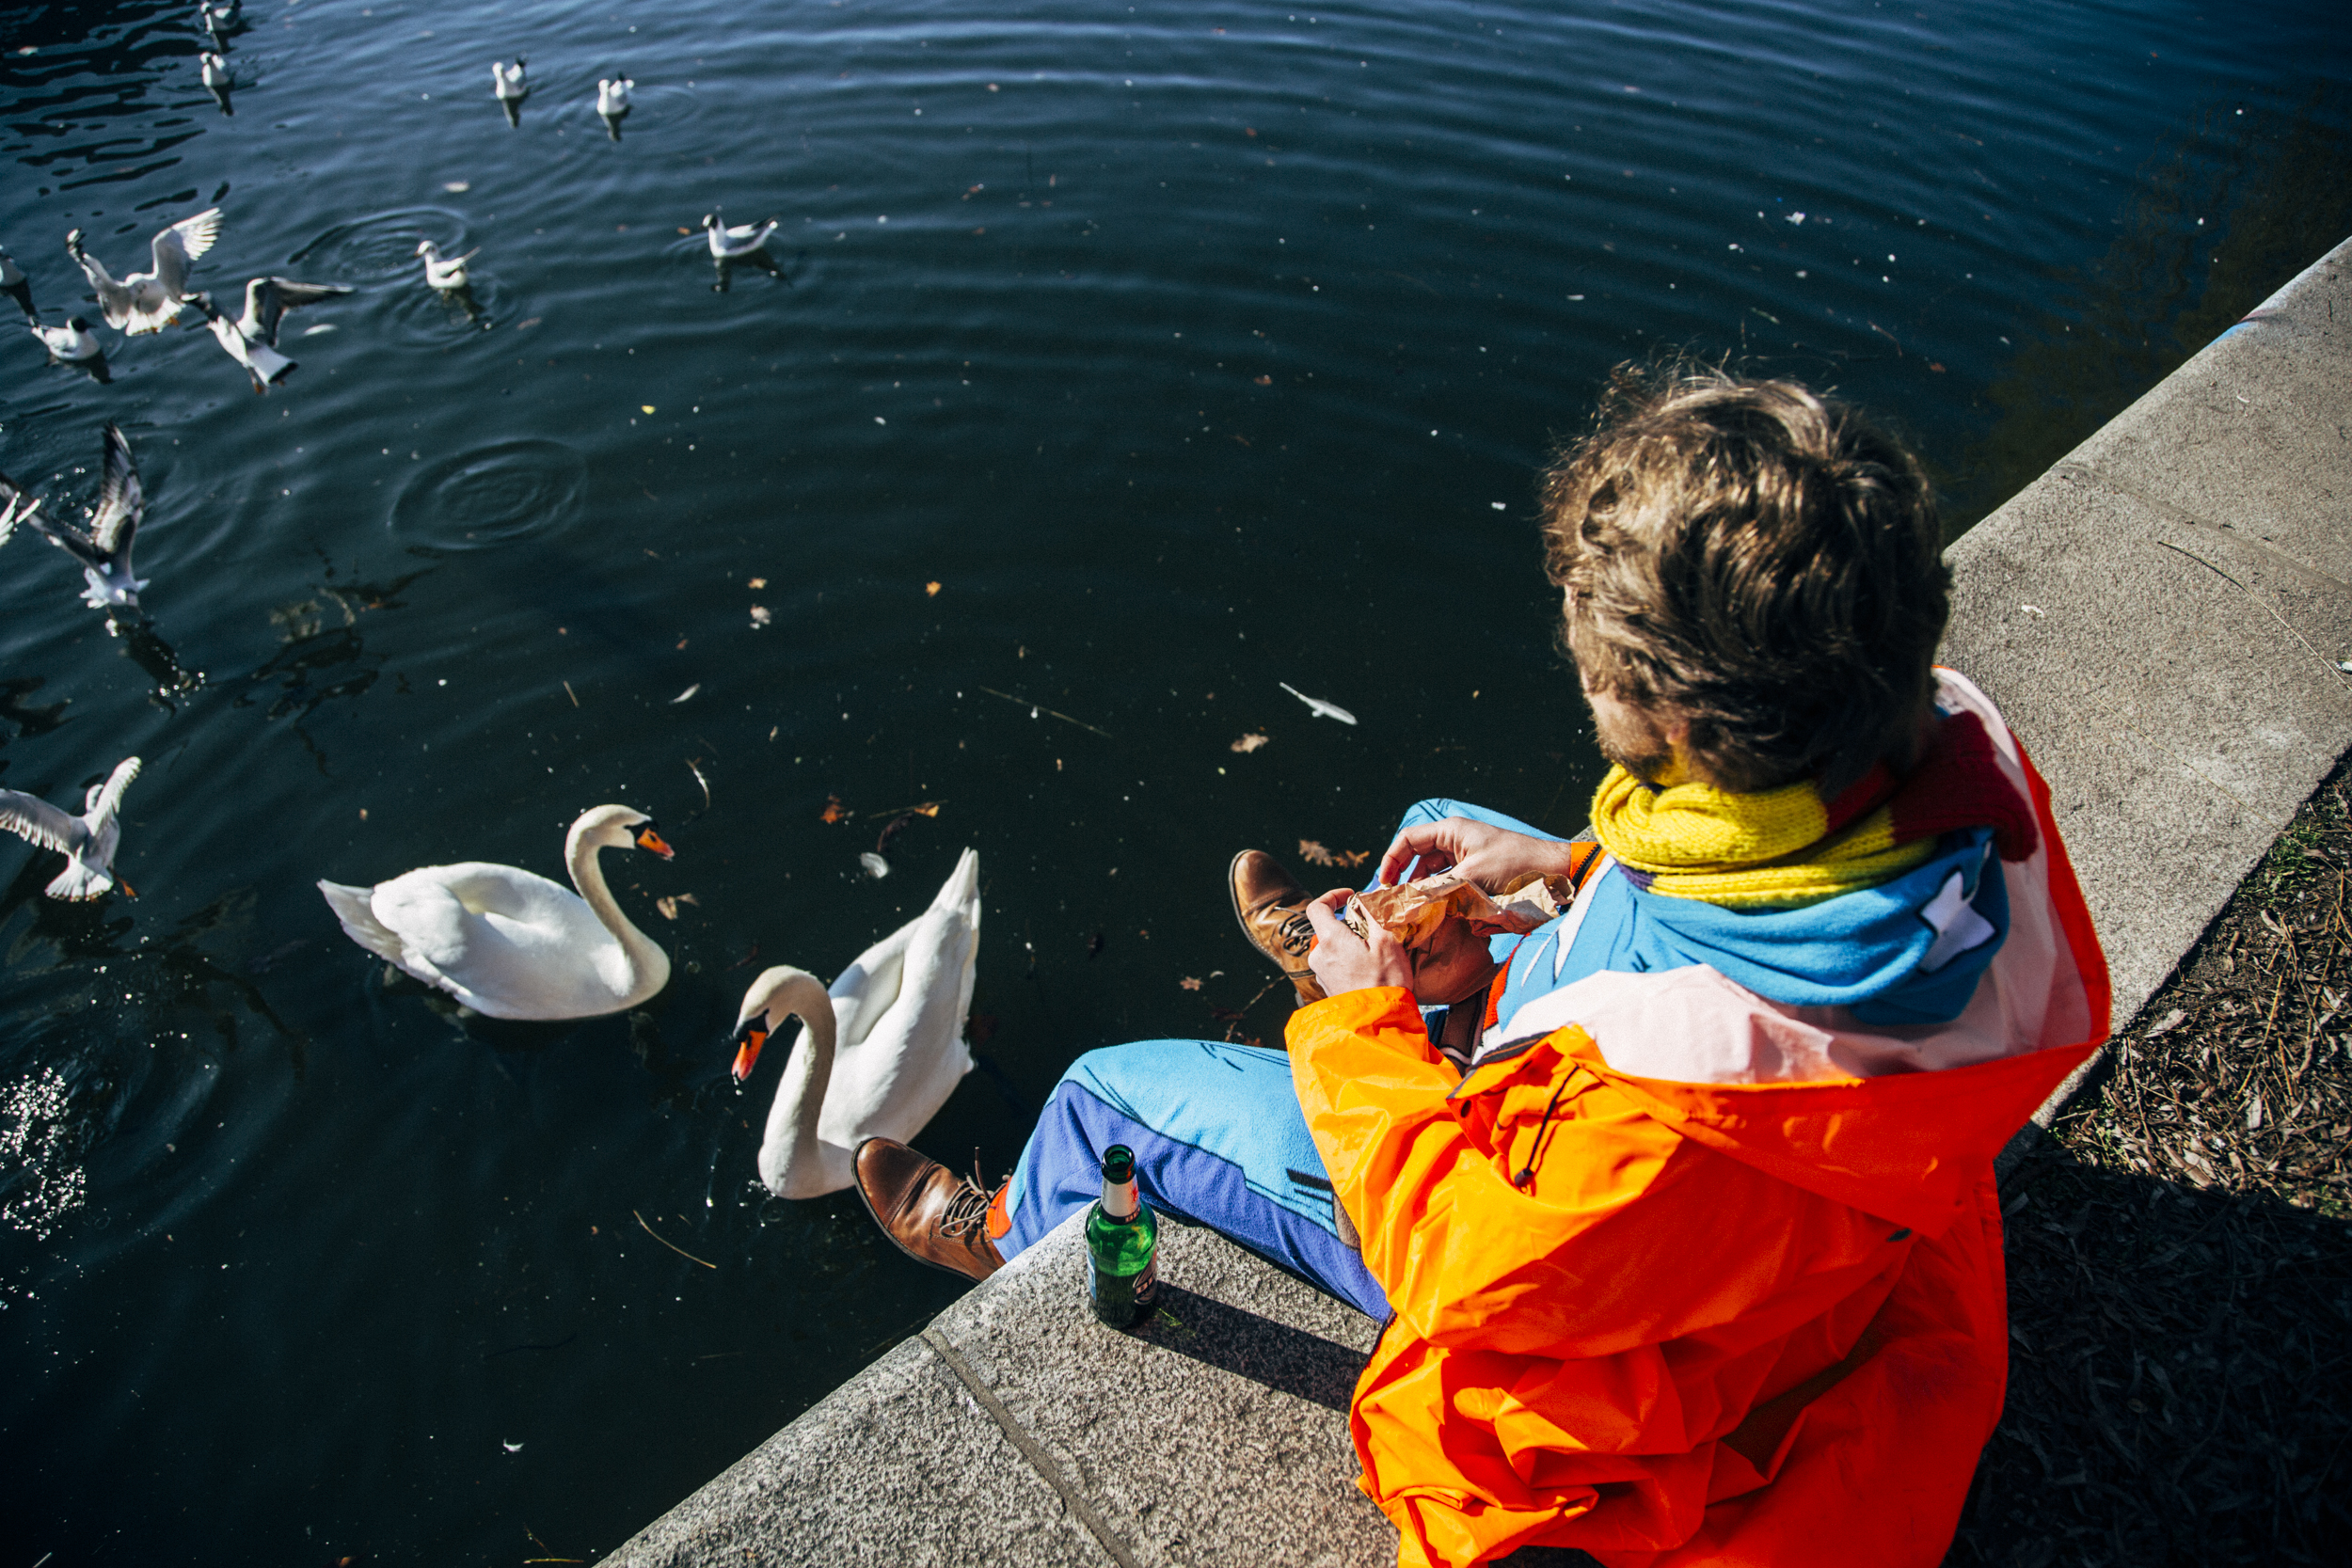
[1947,760,2352,1565]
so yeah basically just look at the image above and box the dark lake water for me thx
[2,0,2344,1560]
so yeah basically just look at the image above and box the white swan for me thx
[318,804,675,1021]
[729,847,980,1198]
[0,756,141,899]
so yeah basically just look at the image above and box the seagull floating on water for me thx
[29,315,108,379]
[492,56,529,125]
[200,51,233,114]
[65,208,221,335]
[0,756,143,900]
[191,277,356,390]
[1279,682,1359,725]
[8,423,150,614]
[416,239,479,291]
[596,76,633,138]
[703,213,779,260]
[0,243,32,321]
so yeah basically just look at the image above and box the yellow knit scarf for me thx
[1588,765,1938,909]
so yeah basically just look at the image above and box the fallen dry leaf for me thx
[1254,373,1272,386]
[748,577,768,589]
[1179,976,1203,991]
[1231,732,1270,753]
[654,893,702,921]
[749,605,772,628]
[1300,840,1373,868]
[925,580,942,596]
[820,794,849,825]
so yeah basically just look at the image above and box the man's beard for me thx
[1592,703,1677,784]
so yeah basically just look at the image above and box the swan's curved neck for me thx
[758,971,839,1186]
[564,823,665,995]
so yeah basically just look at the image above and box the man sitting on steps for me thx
[852,364,2110,1568]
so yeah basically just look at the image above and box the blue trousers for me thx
[998,799,1565,1320]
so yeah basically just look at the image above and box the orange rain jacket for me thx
[1286,678,2108,1567]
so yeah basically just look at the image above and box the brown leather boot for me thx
[854,1138,1004,1282]
[1229,848,1327,1006]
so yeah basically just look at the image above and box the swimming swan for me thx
[318,804,675,1020]
[729,847,980,1198]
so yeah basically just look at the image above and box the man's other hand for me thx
[1303,889,1413,998]
[1378,816,1579,891]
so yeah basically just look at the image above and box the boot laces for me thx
[939,1153,993,1240]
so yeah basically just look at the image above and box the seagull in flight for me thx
[0,756,143,900]
[65,208,222,335]
[8,423,151,614]
[191,276,356,390]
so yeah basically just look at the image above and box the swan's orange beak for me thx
[730,1021,767,1084]
[634,824,675,860]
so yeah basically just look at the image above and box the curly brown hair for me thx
[1540,363,1951,796]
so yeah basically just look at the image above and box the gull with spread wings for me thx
[6,424,151,615]
[191,276,356,390]
[0,756,142,900]
[64,208,222,335]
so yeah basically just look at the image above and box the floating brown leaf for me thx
[925,580,942,596]
[1179,976,1203,991]
[819,794,849,825]
[1299,839,1373,868]
[654,894,700,921]
[748,577,768,589]
[1231,732,1270,753]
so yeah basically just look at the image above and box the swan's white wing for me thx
[150,209,222,298]
[321,879,405,962]
[825,918,918,1052]
[88,423,142,555]
[816,902,977,1151]
[0,789,85,856]
[367,862,637,1019]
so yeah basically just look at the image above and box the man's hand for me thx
[1303,889,1413,998]
[1377,816,1581,892]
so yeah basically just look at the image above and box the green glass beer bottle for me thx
[1085,1144,1159,1328]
